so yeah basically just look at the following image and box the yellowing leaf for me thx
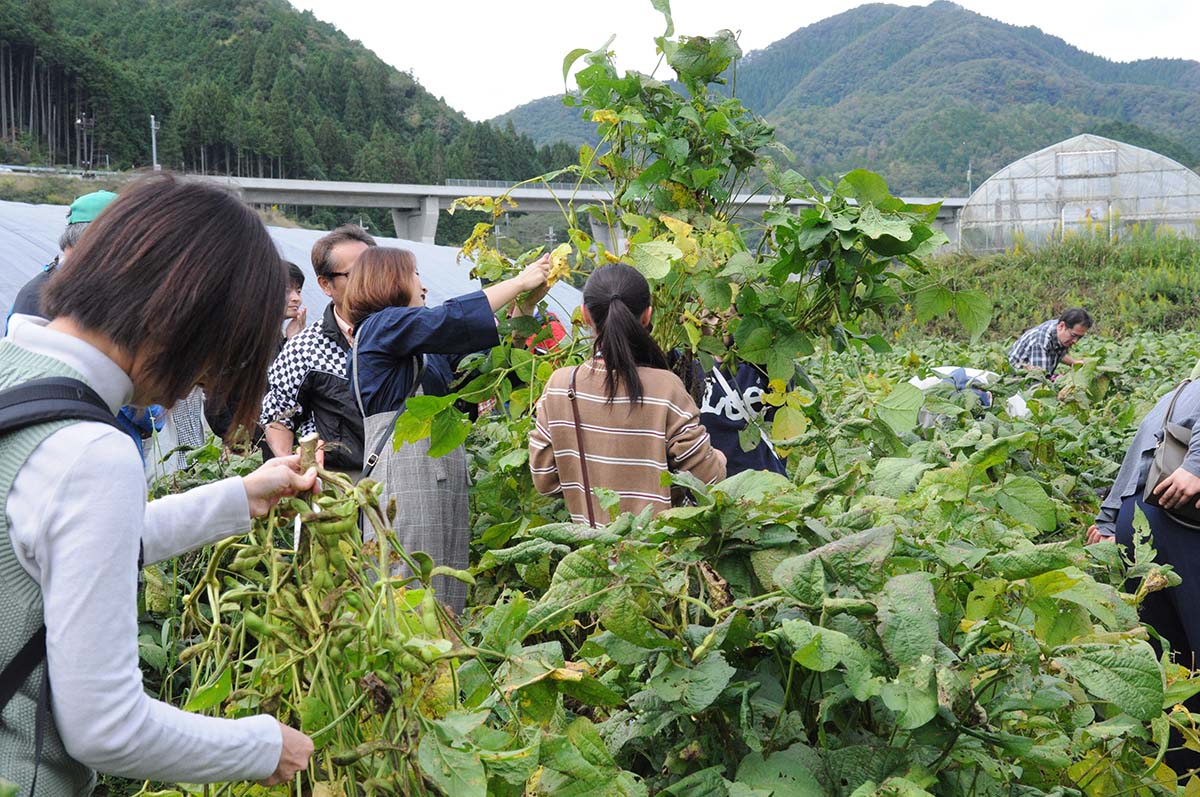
[548,243,572,287]
[660,214,693,239]
[772,406,808,440]
[591,109,620,125]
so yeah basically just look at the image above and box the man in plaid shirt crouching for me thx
[1007,307,1093,378]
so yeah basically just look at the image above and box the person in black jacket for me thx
[259,225,374,472]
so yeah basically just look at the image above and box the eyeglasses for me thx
[1064,328,1087,342]
[326,270,351,281]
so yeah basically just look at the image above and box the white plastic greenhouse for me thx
[958,134,1200,252]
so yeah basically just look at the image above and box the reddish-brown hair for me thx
[42,174,286,432]
[344,247,418,327]
[311,224,376,279]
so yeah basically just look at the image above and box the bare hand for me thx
[242,454,318,517]
[1086,524,1105,545]
[284,306,307,340]
[259,722,313,786]
[518,254,552,292]
[1152,466,1200,510]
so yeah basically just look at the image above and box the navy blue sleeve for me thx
[358,291,500,360]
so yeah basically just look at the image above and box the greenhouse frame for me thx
[958,133,1200,252]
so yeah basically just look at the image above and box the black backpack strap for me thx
[0,377,122,434]
[0,626,49,796]
[0,377,120,795]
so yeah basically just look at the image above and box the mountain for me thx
[493,1,1200,195]
[0,0,575,187]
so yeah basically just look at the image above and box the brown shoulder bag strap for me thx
[567,365,597,528]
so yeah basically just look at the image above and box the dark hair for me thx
[1059,308,1093,329]
[286,261,305,290]
[344,247,418,327]
[583,264,669,403]
[312,224,375,279]
[42,174,286,433]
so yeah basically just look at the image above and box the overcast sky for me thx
[288,0,1198,121]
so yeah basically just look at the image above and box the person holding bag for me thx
[0,176,316,795]
[1087,375,1200,775]
[529,263,726,527]
[345,248,551,613]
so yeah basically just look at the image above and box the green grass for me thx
[895,227,1200,341]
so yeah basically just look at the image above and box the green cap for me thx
[66,190,118,225]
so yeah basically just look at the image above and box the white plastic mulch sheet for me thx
[0,198,582,320]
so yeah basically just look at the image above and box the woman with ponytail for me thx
[529,264,725,526]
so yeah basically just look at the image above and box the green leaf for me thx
[876,573,937,668]
[768,619,877,700]
[952,289,992,342]
[476,537,566,571]
[870,458,934,498]
[649,652,735,713]
[697,277,733,310]
[479,737,541,786]
[996,476,1057,531]
[664,137,690,164]
[600,588,670,649]
[875,383,924,434]
[766,347,797,382]
[988,541,1078,580]
[837,169,891,205]
[857,204,913,241]
[650,0,674,36]
[429,406,471,457]
[772,552,825,606]
[719,251,760,281]
[964,578,1006,621]
[1055,642,1164,721]
[525,547,611,633]
[298,696,333,743]
[813,526,895,586]
[666,30,742,83]
[625,158,672,202]
[417,734,486,797]
[658,767,727,797]
[562,48,591,83]
[556,674,625,708]
[735,743,824,796]
[880,661,938,729]
[430,710,491,746]
[913,283,953,323]
[183,665,231,712]
[629,240,682,280]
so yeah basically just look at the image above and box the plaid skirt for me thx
[361,410,470,612]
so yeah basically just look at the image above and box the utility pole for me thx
[150,114,161,171]
[964,142,973,196]
[75,113,96,173]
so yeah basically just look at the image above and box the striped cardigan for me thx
[530,359,726,524]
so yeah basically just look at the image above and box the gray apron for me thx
[353,340,471,613]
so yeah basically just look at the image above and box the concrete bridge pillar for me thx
[588,215,627,256]
[391,195,439,244]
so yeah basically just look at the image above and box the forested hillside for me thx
[0,0,575,186]
[495,1,1200,195]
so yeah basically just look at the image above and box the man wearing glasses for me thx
[1007,307,1093,378]
[260,224,375,471]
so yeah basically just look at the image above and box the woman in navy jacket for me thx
[345,247,550,611]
